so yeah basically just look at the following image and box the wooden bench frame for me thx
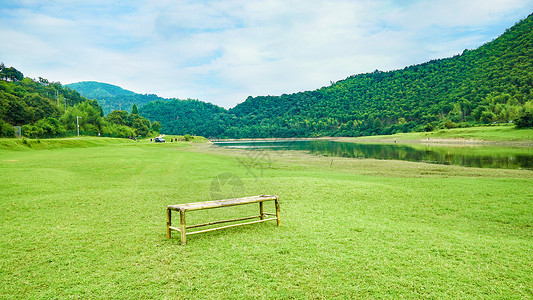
[166,195,280,245]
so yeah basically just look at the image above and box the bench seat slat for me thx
[167,195,278,211]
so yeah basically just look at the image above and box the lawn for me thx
[0,138,532,298]
[341,124,533,144]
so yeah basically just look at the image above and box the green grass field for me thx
[341,125,533,144]
[0,138,532,298]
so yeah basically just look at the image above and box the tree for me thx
[0,120,14,137]
[38,77,49,85]
[131,103,139,115]
[0,66,23,82]
[151,121,162,133]
[23,117,63,138]
[515,112,533,128]
[77,100,104,132]
[132,118,150,136]
[480,111,496,124]
[23,93,61,121]
[106,110,129,126]
[60,106,85,131]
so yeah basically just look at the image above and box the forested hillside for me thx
[66,81,168,115]
[0,67,159,138]
[140,99,228,138]
[224,13,533,138]
[139,13,533,138]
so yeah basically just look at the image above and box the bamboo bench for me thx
[166,195,280,245]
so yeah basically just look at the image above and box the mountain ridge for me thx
[70,14,533,138]
[66,81,137,98]
[66,81,168,115]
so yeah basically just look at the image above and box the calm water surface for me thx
[213,140,533,170]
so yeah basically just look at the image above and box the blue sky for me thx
[1,0,532,108]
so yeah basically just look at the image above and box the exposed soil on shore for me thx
[336,137,533,147]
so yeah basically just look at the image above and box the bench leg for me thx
[259,202,264,220]
[180,209,186,245]
[166,208,172,239]
[275,198,281,226]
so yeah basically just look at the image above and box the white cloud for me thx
[1,0,532,108]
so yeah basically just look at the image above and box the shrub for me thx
[102,123,136,138]
[515,112,533,128]
[444,120,457,129]
[0,120,14,137]
[22,118,63,138]
[423,123,436,132]
[480,111,496,124]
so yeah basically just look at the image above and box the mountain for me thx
[219,13,533,138]
[81,14,533,138]
[66,81,136,98]
[66,81,168,115]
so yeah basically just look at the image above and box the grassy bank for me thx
[0,140,531,298]
[339,125,533,144]
[0,135,209,151]
[0,137,136,151]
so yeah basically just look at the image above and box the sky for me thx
[1,1,532,108]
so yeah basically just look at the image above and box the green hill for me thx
[66,81,136,98]
[139,13,532,138]
[223,13,533,138]
[66,81,168,115]
[140,99,228,138]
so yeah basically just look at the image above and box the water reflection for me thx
[213,140,533,170]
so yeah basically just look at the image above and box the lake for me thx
[213,139,533,170]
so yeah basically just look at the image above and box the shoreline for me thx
[209,137,335,142]
[209,136,533,147]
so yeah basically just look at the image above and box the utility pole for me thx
[76,116,82,137]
